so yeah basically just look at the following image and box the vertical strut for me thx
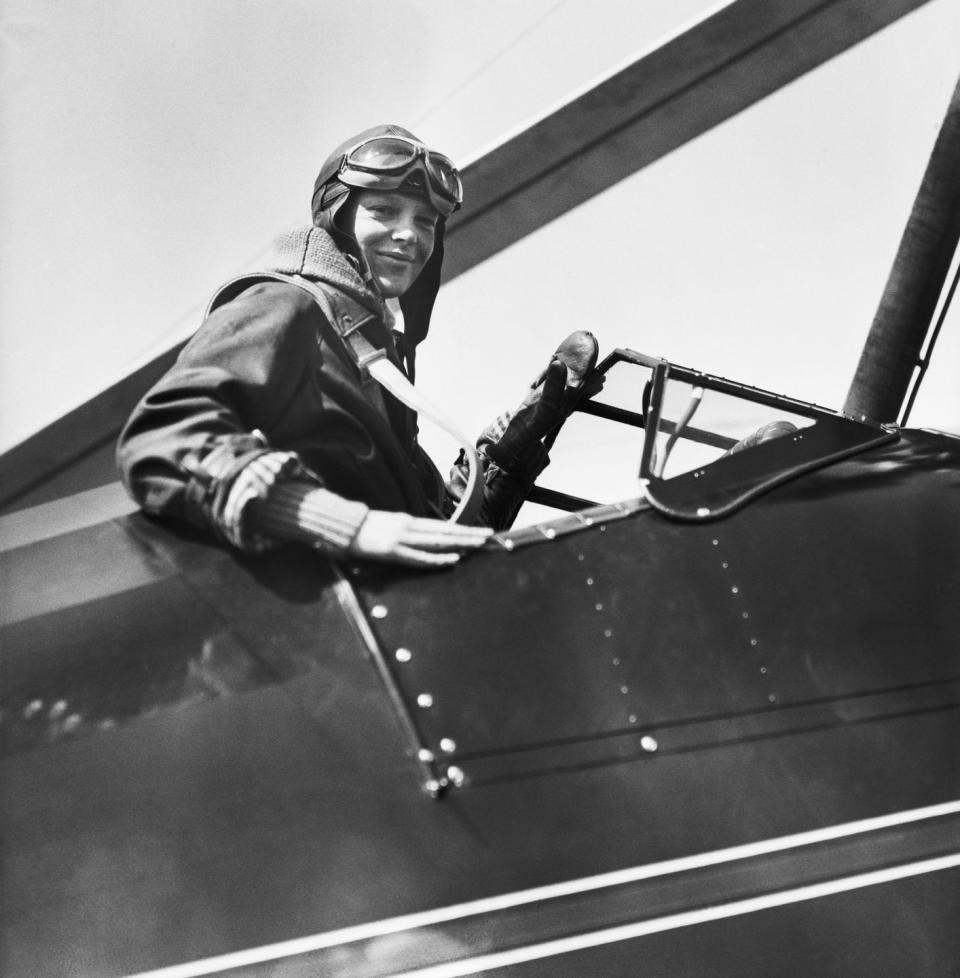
[844,73,960,423]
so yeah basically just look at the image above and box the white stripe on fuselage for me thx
[125,799,960,978]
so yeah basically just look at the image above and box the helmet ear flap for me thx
[313,182,361,260]
[334,193,366,265]
[312,178,349,227]
[399,218,445,349]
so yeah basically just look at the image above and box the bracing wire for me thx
[414,0,570,129]
[209,2,570,325]
[900,249,960,426]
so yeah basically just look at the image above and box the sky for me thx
[2,0,958,488]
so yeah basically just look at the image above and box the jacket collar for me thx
[265,225,386,317]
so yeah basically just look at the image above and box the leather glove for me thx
[485,330,600,472]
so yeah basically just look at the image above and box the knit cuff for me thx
[253,481,370,554]
[219,450,319,552]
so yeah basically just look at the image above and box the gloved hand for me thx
[348,511,493,567]
[485,330,600,472]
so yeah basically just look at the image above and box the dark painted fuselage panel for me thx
[1,428,958,977]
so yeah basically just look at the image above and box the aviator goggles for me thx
[337,135,463,217]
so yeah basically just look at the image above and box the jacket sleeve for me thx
[116,282,336,549]
[446,409,550,532]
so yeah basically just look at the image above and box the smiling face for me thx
[349,190,438,298]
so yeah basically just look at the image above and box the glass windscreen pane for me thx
[651,377,816,480]
[514,352,892,526]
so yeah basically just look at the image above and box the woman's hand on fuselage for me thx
[349,510,492,568]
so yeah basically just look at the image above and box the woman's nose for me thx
[392,221,416,242]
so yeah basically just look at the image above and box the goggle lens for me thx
[427,153,462,200]
[348,137,419,172]
[342,136,463,212]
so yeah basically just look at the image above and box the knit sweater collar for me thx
[265,225,386,317]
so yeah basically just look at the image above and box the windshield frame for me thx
[516,348,898,530]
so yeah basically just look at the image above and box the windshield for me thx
[514,349,896,529]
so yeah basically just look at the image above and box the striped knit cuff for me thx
[220,450,314,552]
[253,481,370,554]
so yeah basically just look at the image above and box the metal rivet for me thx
[342,314,353,325]
[697,507,710,517]
[417,693,434,708]
[503,538,515,551]
[742,611,750,620]
[49,699,68,719]
[620,685,629,695]
[712,539,719,546]
[446,765,465,788]
[425,779,442,795]
[721,561,729,569]
[371,605,388,619]
[586,577,594,586]
[595,602,603,611]
[543,527,557,540]
[440,737,457,753]
[749,638,758,647]
[24,699,43,719]
[760,666,768,674]
[599,525,606,532]
[612,657,620,666]
[99,718,117,731]
[641,735,659,753]
[628,714,638,724]
[395,648,412,663]
[577,553,585,562]
[768,693,777,703]
[731,586,739,595]
[604,628,613,638]
[418,748,435,762]
[63,714,82,732]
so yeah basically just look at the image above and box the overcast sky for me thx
[2,0,958,473]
